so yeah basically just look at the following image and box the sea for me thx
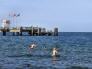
[0,32,92,69]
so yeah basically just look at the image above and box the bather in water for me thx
[52,48,59,57]
[29,43,37,49]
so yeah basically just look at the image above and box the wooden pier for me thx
[0,19,58,36]
[0,27,58,36]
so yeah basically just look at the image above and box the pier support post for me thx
[54,28,58,36]
[37,28,40,36]
[32,27,34,36]
[20,27,23,36]
[3,31,6,36]
[20,32,22,36]
[13,32,15,36]
[16,32,20,36]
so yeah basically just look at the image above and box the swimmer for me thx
[29,43,37,49]
[52,48,58,57]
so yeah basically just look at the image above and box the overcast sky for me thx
[0,0,92,32]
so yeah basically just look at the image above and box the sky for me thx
[0,0,92,32]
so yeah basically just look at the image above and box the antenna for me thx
[9,12,20,29]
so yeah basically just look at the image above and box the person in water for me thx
[29,43,37,49]
[52,48,58,57]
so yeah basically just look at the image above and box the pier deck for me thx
[0,27,58,36]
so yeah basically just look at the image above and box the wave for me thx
[7,54,60,58]
[66,66,89,69]
[16,64,90,69]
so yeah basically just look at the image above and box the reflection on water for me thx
[0,32,92,69]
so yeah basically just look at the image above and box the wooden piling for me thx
[12,32,15,36]
[32,26,34,36]
[3,31,6,36]
[20,27,23,36]
[54,28,58,36]
[16,32,20,36]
